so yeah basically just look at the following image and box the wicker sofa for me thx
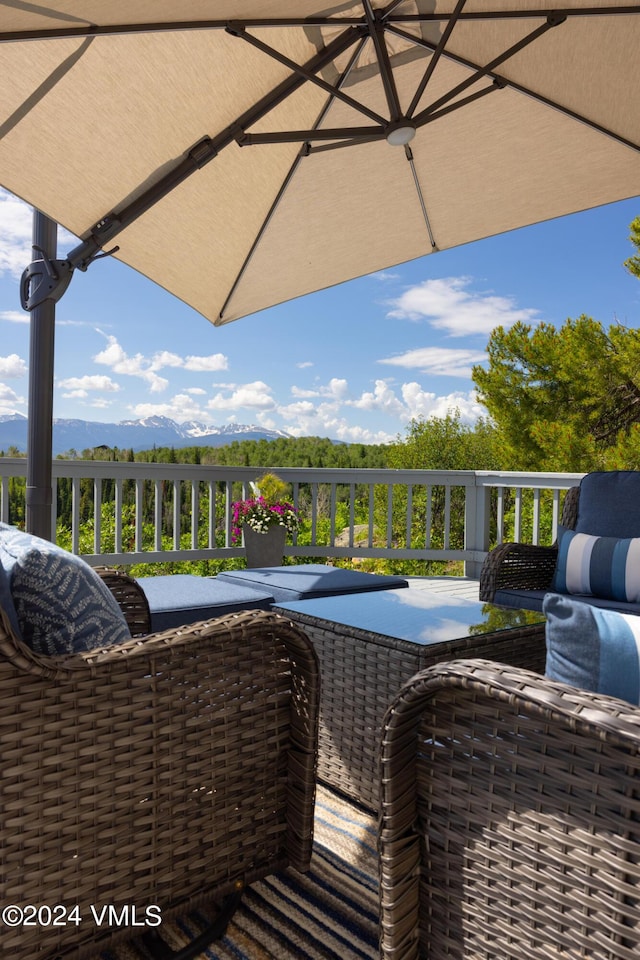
[379,659,640,960]
[0,539,319,959]
[480,471,640,613]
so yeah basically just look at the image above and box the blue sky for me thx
[0,188,639,445]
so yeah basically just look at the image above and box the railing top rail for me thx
[0,459,585,485]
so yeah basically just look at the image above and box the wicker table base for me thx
[274,590,545,810]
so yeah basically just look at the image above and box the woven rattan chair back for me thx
[0,605,318,959]
[378,659,640,960]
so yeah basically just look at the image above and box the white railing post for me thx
[464,479,492,579]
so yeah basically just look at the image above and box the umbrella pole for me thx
[25,210,57,540]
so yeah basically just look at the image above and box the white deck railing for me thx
[0,460,584,576]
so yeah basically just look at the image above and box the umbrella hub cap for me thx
[385,121,416,147]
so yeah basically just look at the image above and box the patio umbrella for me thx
[0,1,638,533]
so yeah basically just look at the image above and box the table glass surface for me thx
[274,588,544,647]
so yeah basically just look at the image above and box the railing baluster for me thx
[514,487,522,542]
[0,475,7,523]
[532,488,540,545]
[115,478,123,554]
[349,483,355,548]
[154,479,162,551]
[94,477,102,554]
[330,482,337,546]
[72,477,80,554]
[172,480,180,550]
[135,479,144,553]
[496,486,504,544]
[368,484,375,548]
[552,489,560,539]
[443,483,451,550]
[208,480,215,549]
[191,481,199,551]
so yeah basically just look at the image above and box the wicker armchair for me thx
[0,600,318,960]
[379,659,640,960]
[94,564,152,635]
[479,485,580,603]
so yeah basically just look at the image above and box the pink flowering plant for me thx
[232,472,300,544]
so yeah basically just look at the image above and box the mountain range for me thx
[0,414,292,455]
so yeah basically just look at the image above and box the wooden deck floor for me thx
[405,575,480,601]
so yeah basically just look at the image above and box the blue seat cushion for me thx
[544,592,640,705]
[0,523,130,655]
[575,471,640,538]
[135,575,273,632]
[216,564,408,602]
[493,588,640,616]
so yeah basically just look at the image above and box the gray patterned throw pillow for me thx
[0,523,130,655]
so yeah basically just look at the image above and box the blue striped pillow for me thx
[552,525,640,602]
[544,593,640,704]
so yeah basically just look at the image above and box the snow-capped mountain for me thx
[0,414,291,455]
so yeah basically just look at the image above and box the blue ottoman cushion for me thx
[136,574,273,632]
[216,564,408,602]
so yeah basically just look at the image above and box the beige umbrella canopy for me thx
[1,1,639,537]
[1,0,639,327]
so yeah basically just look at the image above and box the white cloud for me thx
[349,379,406,418]
[0,189,76,278]
[0,382,25,414]
[296,361,314,369]
[58,374,121,399]
[373,270,401,282]
[401,383,485,422]
[94,335,169,393]
[151,350,183,368]
[291,385,320,398]
[291,378,349,401]
[0,354,27,378]
[130,393,206,421]
[0,309,29,325]
[149,350,228,372]
[386,276,540,336]
[378,345,487,378]
[0,192,35,277]
[183,353,228,372]
[93,333,229,395]
[207,380,276,411]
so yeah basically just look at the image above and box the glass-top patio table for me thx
[273,588,546,810]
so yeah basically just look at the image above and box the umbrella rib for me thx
[0,17,368,43]
[389,23,640,155]
[217,34,371,324]
[412,14,565,124]
[362,0,403,122]
[240,127,385,145]
[385,6,640,24]
[0,6,636,42]
[66,26,363,270]
[407,0,469,119]
[228,23,387,128]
